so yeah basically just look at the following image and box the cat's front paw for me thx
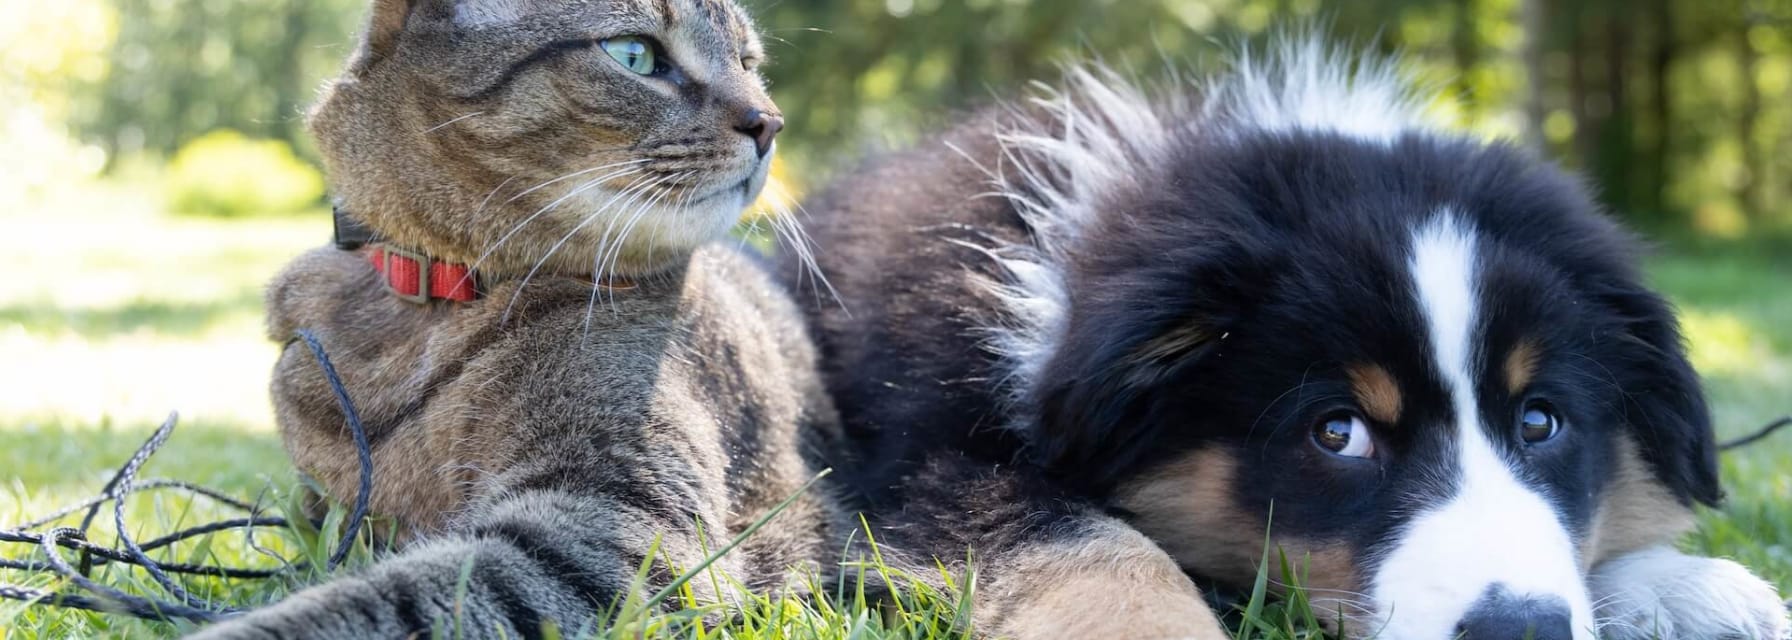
[1589,546,1789,639]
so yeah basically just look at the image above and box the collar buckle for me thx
[381,245,433,304]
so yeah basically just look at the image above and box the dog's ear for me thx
[1028,318,1222,492]
[1599,281,1722,507]
[1023,241,1260,492]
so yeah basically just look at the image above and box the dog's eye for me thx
[1314,413,1376,458]
[1520,402,1563,443]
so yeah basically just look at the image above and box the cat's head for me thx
[310,0,777,277]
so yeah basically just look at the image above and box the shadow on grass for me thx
[0,292,265,340]
[1649,252,1792,348]
[0,416,289,498]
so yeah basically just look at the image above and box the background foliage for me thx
[11,0,1792,235]
[1,1,1788,637]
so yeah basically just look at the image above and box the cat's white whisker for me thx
[734,216,764,254]
[471,165,646,274]
[500,159,651,207]
[455,176,523,288]
[765,192,838,308]
[502,172,656,323]
[640,174,702,293]
[420,111,485,134]
[597,172,685,284]
[471,175,519,220]
[597,171,690,311]
[504,171,679,324]
[579,172,685,338]
[584,172,688,337]
[596,173,689,315]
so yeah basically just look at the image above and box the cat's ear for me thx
[346,0,419,75]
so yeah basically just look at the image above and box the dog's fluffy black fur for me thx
[783,41,1788,639]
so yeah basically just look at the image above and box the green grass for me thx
[3,191,1788,638]
[1654,250,1792,593]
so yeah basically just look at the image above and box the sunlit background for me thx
[2,0,1788,628]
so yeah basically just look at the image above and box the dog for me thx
[785,38,1792,639]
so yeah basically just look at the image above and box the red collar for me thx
[368,244,481,303]
[337,207,480,303]
[337,208,632,304]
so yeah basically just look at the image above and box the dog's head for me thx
[983,43,1720,639]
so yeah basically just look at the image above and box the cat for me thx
[192,0,848,637]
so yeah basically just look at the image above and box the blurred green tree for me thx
[45,0,1792,235]
[74,0,361,159]
[747,0,1792,235]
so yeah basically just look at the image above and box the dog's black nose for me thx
[1455,587,1575,640]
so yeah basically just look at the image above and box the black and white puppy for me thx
[788,39,1790,639]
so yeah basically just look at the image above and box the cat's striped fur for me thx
[192,0,847,637]
[195,1,1251,637]
[198,245,845,639]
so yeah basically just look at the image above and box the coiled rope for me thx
[0,329,373,624]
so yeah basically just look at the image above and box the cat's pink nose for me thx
[736,108,783,158]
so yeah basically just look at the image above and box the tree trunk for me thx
[1568,5,1592,167]
[273,3,313,146]
[1603,8,1633,210]
[1519,0,1549,155]
[1646,0,1674,217]
[1453,0,1480,99]
[1736,6,1765,220]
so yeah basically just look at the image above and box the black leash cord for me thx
[293,329,374,572]
[0,329,375,625]
[1,330,1786,624]
[1720,415,1792,452]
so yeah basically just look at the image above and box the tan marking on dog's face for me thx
[1345,363,1402,424]
[1132,321,1210,367]
[986,520,1226,640]
[1583,435,1695,568]
[1505,338,1541,396]
[1113,449,1363,601]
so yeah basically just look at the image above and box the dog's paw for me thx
[1589,546,1789,639]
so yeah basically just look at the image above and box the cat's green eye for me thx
[600,36,656,75]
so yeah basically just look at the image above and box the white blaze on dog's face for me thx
[1367,216,1592,639]
[985,40,1745,640]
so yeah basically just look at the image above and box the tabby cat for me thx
[196,0,1242,637]
[192,0,848,637]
